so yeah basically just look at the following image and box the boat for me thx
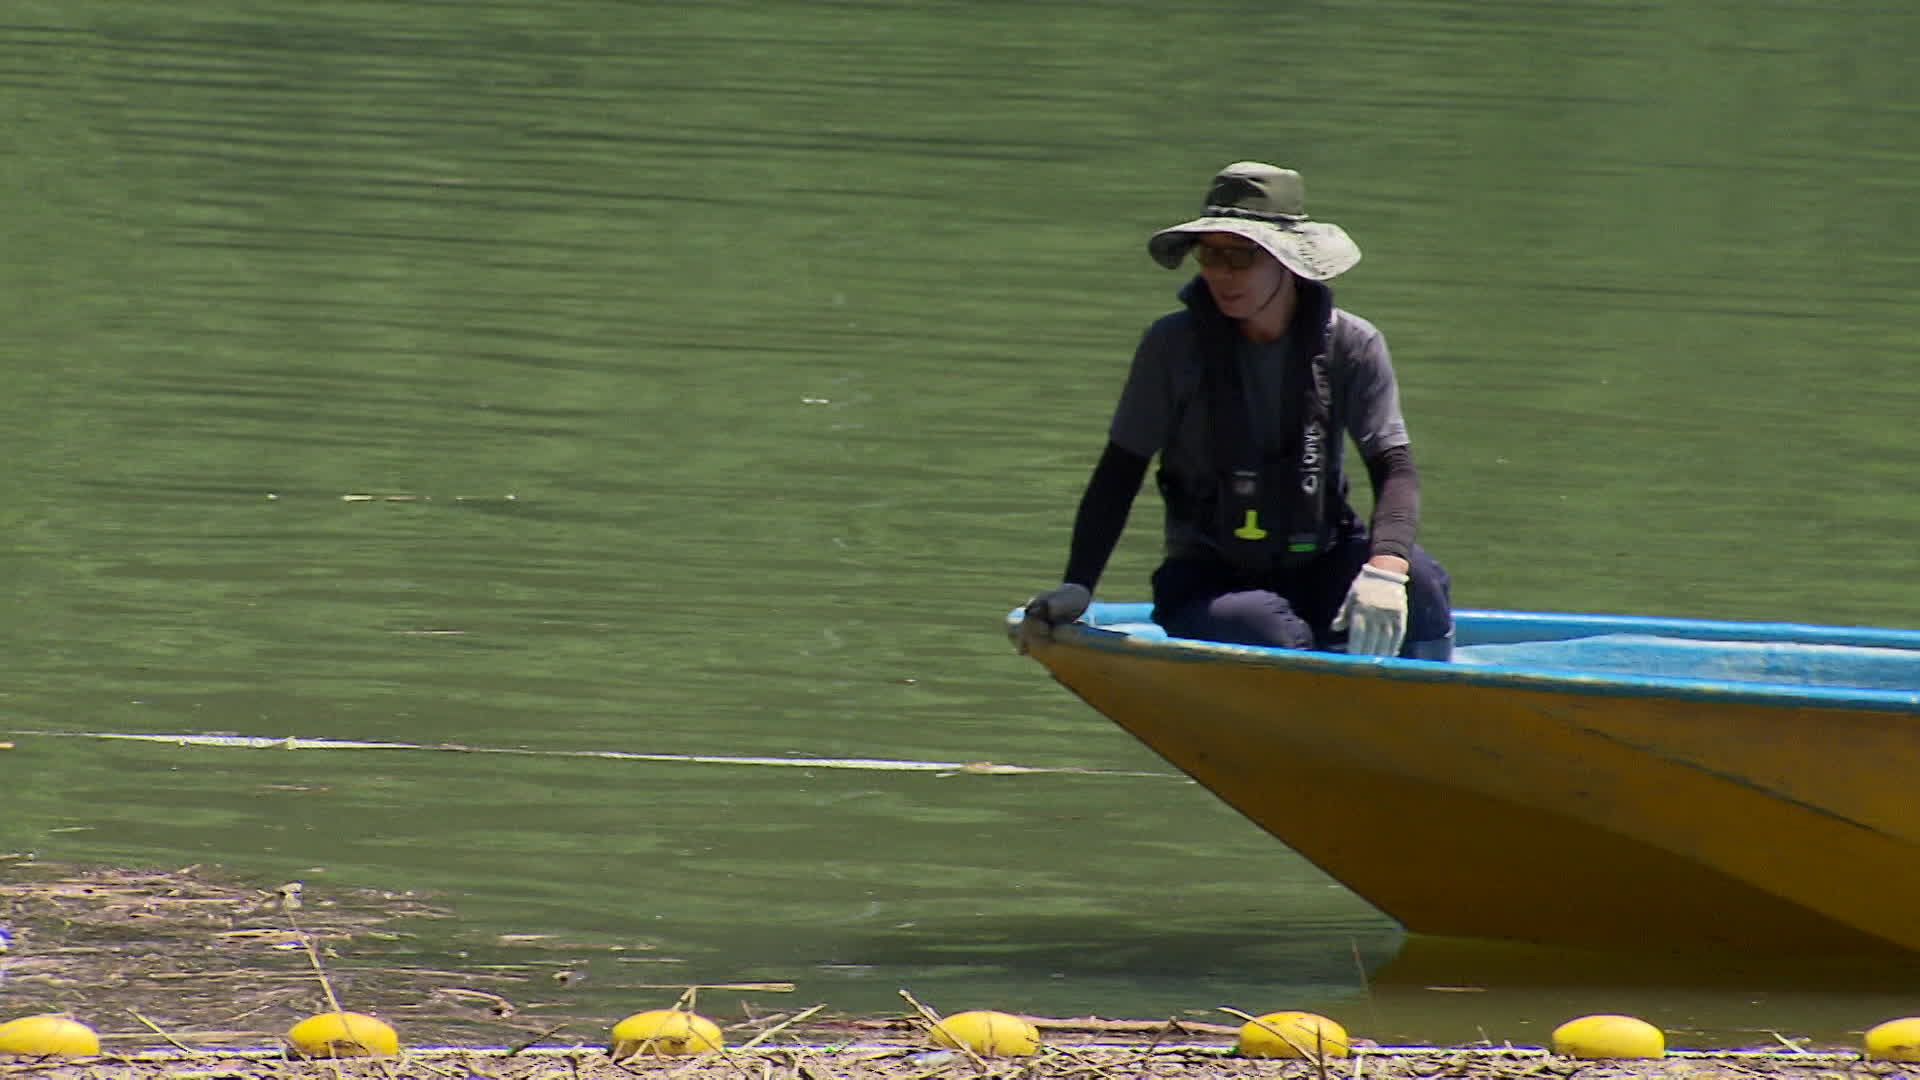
[1008,603,1920,958]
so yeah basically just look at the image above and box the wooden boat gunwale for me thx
[1007,603,1920,714]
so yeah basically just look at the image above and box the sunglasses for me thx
[1190,244,1264,270]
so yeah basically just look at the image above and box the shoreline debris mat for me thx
[3,860,1910,1080]
[0,859,513,1046]
[0,1046,1905,1080]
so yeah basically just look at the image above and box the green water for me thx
[4,0,1919,1050]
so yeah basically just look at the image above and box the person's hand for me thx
[1332,563,1408,657]
[1017,583,1091,652]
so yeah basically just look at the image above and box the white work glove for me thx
[1017,583,1091,653]
[1332,563,1409,657]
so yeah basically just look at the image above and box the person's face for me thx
[1192,234,1288,320]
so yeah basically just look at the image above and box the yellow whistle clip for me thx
[1232,509,1268,540]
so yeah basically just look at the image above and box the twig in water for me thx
[736,1004,827,1052]
[287,911,342,1015]
[125,1011,198,1056]
[635,982,795,993]
[1768,1031,1810,1054]
[1039,1041,1117,1080]
[404,1057,464,1079]
[505,1022,574,1057]
[1144,1018,1182,1054]
[1349,937,1381,1034]
[1127,1018,1185,1080]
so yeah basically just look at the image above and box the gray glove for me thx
[1017,583,1091,652]
[1026,583,1091,625]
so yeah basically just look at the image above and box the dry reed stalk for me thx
[1122,1017,1191,1080]
[736,1006,829,1052]
[633,984,797,994]
[1766,1033,1809,1055]
[1349,937,1382,1037]
[504,1022,576,1057]
[285,913,341,1017]
[125,1012,198,1056]
[1034,1043,1127,1080]
[144,973,313,982]
[401,1056,465,1078]
[430,986,516,1019]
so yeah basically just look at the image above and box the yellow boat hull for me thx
[1018,608,1920,956]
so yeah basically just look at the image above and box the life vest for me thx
[1158,283,1339,577]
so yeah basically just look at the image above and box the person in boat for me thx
[1023,161,1453,659]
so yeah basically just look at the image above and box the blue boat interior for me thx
[1067,602,1920,694]
[1452,634,1920,692]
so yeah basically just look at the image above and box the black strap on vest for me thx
[1202,333,1333,577]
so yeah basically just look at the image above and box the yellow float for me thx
[610,1009,725,1057]
[1235,1011,1350,1058]
[1550,1014,1665,1058]
[286,1011,400,1058]
[1866,1017,1920,1060]
[0,1015,100,1057]
[929,1010,1040,1057]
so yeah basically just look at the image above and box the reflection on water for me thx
[1369,937,1920,1047]
[4,0,1920,1048]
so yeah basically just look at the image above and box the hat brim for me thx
[1148,217,1360,281]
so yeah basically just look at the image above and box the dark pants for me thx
[1150,537,1452,657]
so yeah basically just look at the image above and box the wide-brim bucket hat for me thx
[1147,161,1360,281]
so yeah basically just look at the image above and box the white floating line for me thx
[16,731,1175,779]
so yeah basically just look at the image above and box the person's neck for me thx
[1239,275,1297,343]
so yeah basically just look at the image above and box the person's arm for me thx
[1361,442,1418,576]
[1022,441,1150,639]
[1334,311,1417,577]
[1063,440,1151,589]
[1335,443,1418,654]
[1023,318,1174,639]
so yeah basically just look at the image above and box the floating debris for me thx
[0,862,494,1046]
[15,730,1175,778]
[335,494,519,503]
